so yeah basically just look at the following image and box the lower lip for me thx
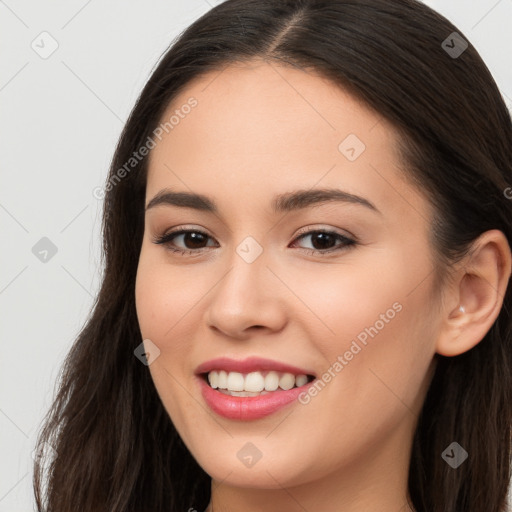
[197,376,315,421]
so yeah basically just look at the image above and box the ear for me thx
[436,229,512,357]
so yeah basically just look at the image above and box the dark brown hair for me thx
[33,0,512,510]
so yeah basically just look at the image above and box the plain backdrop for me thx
[1,1,511,510]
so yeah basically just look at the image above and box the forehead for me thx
[149,59,384,166]
[145,59,430,223]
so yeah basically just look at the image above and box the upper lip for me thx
[195,356,316,377]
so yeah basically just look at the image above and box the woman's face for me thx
[135,59,440,493]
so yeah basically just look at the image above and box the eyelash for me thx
[152,226,357,257]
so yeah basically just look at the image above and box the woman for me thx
[33,0,512,511]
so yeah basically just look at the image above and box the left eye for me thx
[152,228,356,256]
[292,229,356,253]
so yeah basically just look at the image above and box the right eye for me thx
[152,228,218,255]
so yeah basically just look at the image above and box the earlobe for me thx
[435,229,512,357]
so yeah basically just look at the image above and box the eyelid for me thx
[156,224,355,241]
[293,224,356,240]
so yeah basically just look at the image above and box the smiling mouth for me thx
[200,370,316,397]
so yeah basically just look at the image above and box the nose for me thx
[203,246,288,340]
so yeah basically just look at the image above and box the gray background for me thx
[1,1,511,510]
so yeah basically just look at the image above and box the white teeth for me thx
[226,372,245,391]
[207,370,311,392]
[279,373,295,390]
[208,371,218,389]
[217,370,228,389]
[264,371,279,391]
[295,374,308,387]
[245,372,265,392]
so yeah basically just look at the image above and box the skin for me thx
[134,59,511,512]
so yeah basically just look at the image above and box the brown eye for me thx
[291,229,356,255]
[153,228,356,257]
[153,229,218,255]
[178,231,209,249]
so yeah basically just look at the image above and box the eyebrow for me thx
[145,187,380,214]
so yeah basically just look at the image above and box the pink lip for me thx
[195,356,316,376]
[197,376,315,421]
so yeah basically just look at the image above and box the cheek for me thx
[135,252,202,350]
[284,275,435,476]
[135,254,203,431]
[291,245,436,410]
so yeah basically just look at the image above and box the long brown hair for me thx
[33,1,512,510]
